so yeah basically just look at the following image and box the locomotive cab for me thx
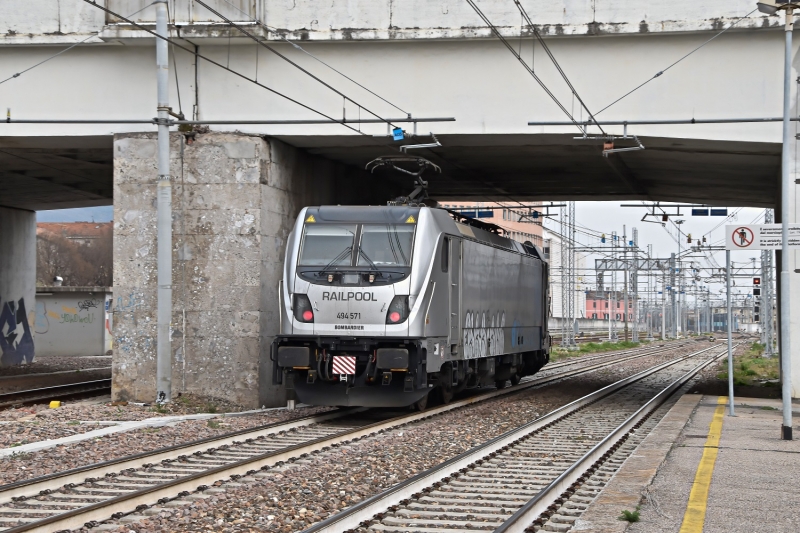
[273,205,550,408]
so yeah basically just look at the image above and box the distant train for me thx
[272,205,550,408]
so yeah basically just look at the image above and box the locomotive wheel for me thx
[438,372,454,404]
[495,379,507,389]
[510,373,521,386]
[412,392,429,411]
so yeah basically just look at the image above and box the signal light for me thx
[662,214,668,222]
[293,294,314,323]
[601,233,606,243]
[754,288,761,296]
[753,277,761,285]
[386,296,410,324]
[687,233,692,244]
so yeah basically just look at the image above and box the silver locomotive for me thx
[272,205,550,408]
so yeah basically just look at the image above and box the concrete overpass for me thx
[0,0,796,405]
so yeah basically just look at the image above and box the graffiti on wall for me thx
[463,310,505,359]
[0,297,34,366]
[77,299,99,312]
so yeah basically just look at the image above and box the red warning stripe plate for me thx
[331,355,356,375]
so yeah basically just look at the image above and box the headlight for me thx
[293,294,314,323]
[386,295,410,324]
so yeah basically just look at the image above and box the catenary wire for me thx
[215,0,409,116]
[192,0,404,131]
[595,8,758,116]
[511,0,605,136]
[81,1,387,140]
[0,2,158,87]
[464,0,587,135]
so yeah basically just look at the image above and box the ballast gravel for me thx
[0,355,111,377]
[78,343,713,533]
[0,405,333,485]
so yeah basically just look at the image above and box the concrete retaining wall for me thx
[0,206,36,368]
[112,131,382,408]
[34,287,113,357]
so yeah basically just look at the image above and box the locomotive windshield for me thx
[298,224,357,266]
[358,225,414,266]
[297,223,415,268]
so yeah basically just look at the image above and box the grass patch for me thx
[619,509,641,523]
[151,404,169,414]
[66,420,81,426]
[716,342,779,387]
[9,451,32,460]
[552,340,641,360]
[207,419,221,429]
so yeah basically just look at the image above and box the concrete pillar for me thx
[0,206,36,367]
[112,132,382,407]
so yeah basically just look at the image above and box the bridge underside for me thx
[277,133,781,208]
[0,136,113,211]
[0,132,779,211]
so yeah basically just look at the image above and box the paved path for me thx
[576,394,800,532]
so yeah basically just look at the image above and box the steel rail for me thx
[496,346,736,533]
[0,341,675,504]
[0,380,111,411]
[300,343,722,533]
[0,343,691,532]
[0,407,362,505]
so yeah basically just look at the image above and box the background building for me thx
[437,202,544,248]
[543,228,586,320]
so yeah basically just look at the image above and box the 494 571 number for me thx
[337,312,361,320]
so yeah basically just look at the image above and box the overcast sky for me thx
[543,201,768,302]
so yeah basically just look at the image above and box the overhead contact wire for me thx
[216,0,409,116]
[81,1,376,139]
[0,1,158,87]
[595,8,758,116]
[512,0,605,135]
[464,0,587,135]
[192,0,404,131]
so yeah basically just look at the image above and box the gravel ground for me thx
[0,392,284,423]
[0,418,106,449]
[0,356,111,377]
[82,343,713,533]
[0,404,334,485]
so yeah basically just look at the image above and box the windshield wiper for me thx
[358,249,380,272]
[321,246,352,273]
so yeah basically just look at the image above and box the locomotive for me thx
[272,205,550,408]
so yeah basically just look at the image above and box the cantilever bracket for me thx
[399,133,442,153]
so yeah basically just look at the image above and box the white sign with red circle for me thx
[725,224,800,250]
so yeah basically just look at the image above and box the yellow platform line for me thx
[678,396,727,533]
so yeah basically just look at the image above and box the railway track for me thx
[303,343,731,533]
[0,341,700,533]
[0,380,112,411]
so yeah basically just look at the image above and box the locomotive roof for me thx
[300,205,545,261]
[304,205,420,224]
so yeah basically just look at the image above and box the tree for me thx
[37,225,112,287]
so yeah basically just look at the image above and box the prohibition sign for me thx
[732,226,754,248]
